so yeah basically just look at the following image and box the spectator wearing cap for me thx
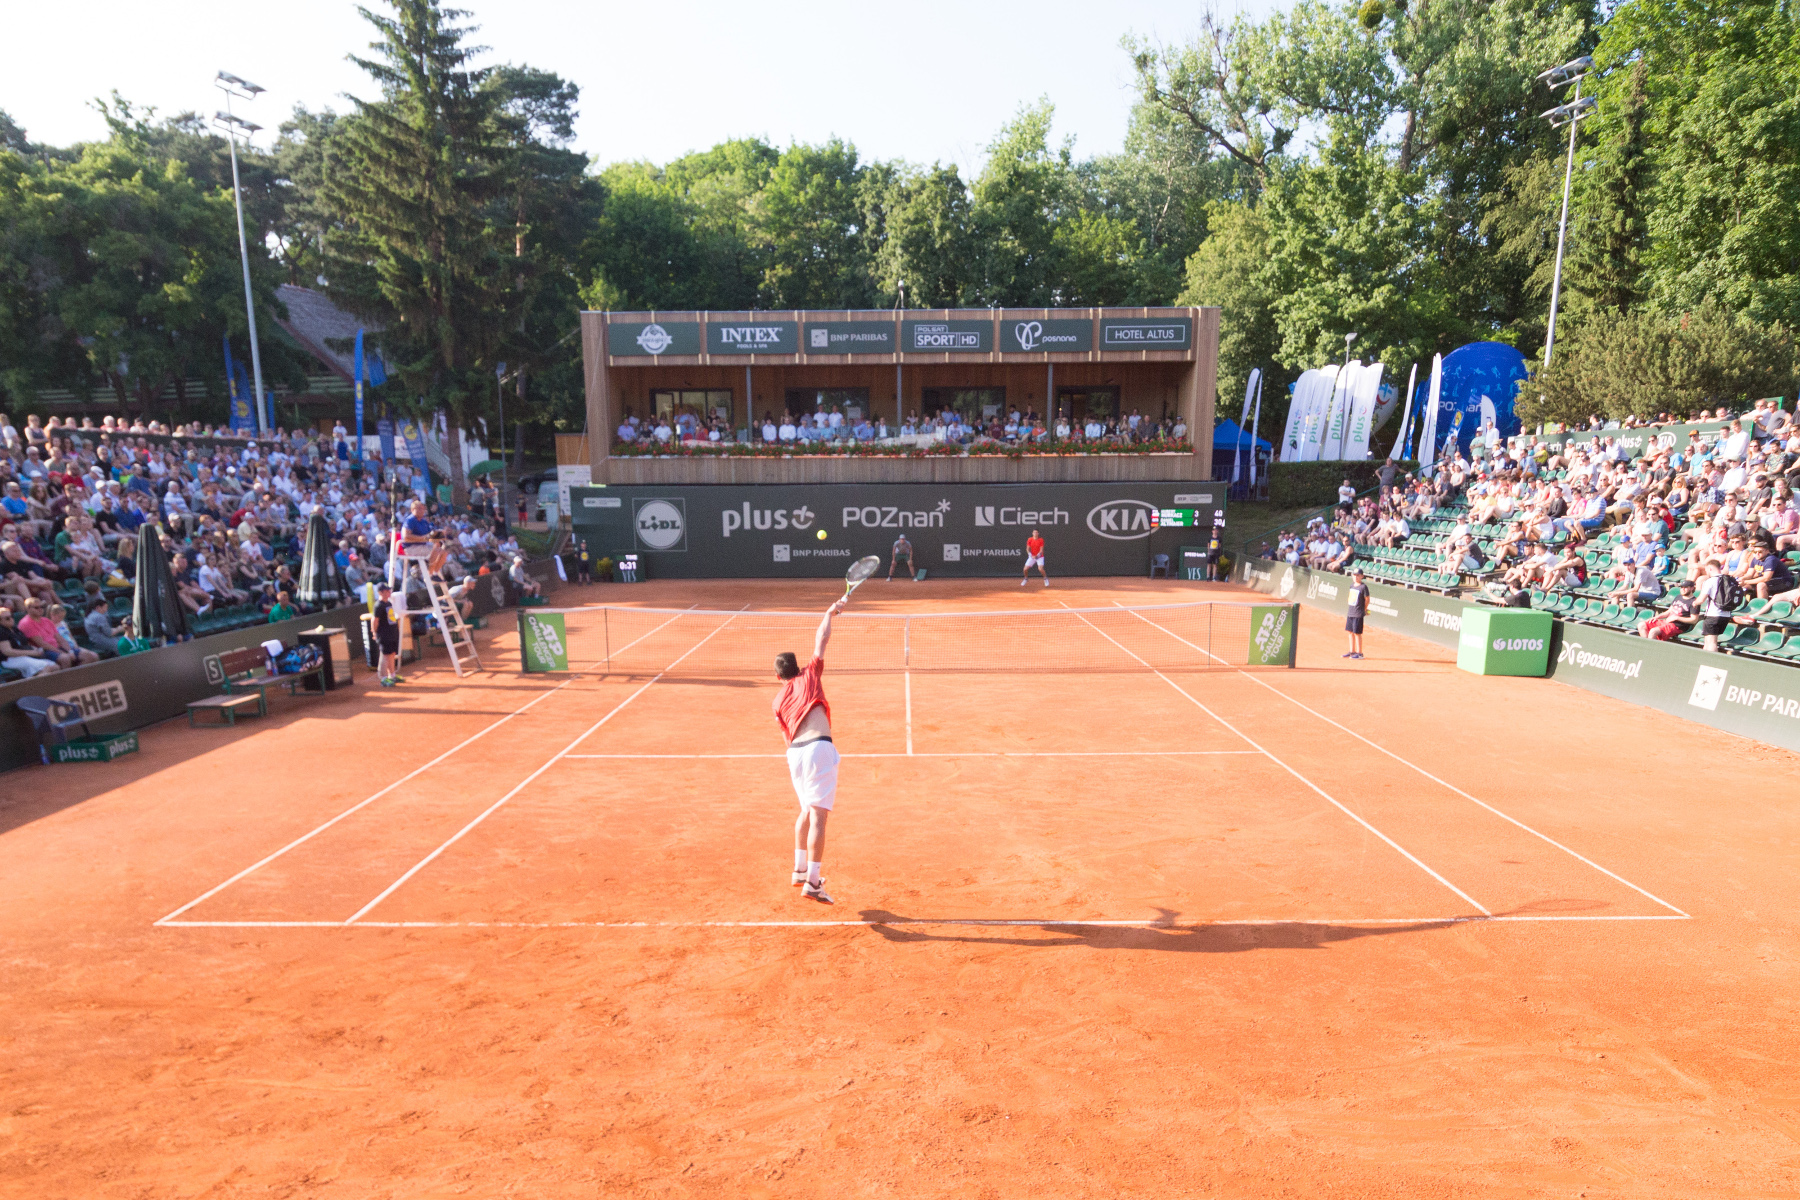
[1344,568,1368,660]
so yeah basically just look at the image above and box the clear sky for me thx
[5,0,1283,173]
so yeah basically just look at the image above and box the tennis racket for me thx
[843,555,882,602]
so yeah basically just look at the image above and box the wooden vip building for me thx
[580,307,1220,482]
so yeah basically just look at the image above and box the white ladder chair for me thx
[398,547,481,677]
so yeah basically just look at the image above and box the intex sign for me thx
[1086,500,1157,540]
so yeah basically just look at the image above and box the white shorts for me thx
[786,738,840,810]
[1025,554,1045,569]
[3,656,55,679]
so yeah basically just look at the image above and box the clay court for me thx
[4,576,1800,1198]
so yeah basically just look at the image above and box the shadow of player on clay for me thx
[855,906,1463,953]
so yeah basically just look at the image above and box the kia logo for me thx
[1085,500,1157,540]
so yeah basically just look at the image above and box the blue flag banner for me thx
[377,418,396,462]
[400,419,431,493]
[224,338,253,434]
[234,363,256,434]
[353,330,366,467]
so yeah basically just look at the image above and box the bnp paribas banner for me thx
[571,483,1225,579]
[1237,555,1800,753]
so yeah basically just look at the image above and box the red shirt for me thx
[1026,536,1045,556]
[773,657,830,741]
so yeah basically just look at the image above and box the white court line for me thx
[1059,602,1492,917]
[155,675,587,926]
[591,603,697,669]
[561,750,1263,759]
[904,670,913,756]
[157,913,1690,930]
[342,607,748,925]
[1119,605,1690,919]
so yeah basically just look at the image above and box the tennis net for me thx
[517,601,1299,675]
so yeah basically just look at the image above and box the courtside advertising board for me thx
[570,483,1225,579]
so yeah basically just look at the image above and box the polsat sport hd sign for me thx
[570,484,1224,579]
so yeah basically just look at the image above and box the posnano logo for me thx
[635,323,674,354]
[1688,664,1728,710]
[1492,637,1545,652]
[634,498,686,550]
[1086,499,1157,540]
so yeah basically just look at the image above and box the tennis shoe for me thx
[802,879,834,904]
[1020,579,1027,587]
[791,870,808,886]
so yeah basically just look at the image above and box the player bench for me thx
[186,644,324,727]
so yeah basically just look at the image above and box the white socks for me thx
[808,862,822,885]
[794,849,807,872]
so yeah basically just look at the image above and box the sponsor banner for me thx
[1533,418,1735,459]
[572,484,1224,579]
[902,319,992,353]
[1456,607,1551,676]
[607,321,702,357]
[1100,317,1192,350]
[520,611,570,673]
[1001,318,1093,354]
[1248,604,1299,667]
[803,321,897,355]
[706,321,799,355]
[0,563,568,774]
[1238,556,1800,753]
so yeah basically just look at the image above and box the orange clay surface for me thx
[3,577,1800,1198]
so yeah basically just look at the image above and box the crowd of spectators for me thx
[1268,400,1800,654]
[0,410,533,682]
[613,403,1189,450]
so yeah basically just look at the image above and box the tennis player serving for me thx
[774,597,849,903]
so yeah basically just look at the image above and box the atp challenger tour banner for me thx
[571,483,1225,579]
[1237,556,1800,753]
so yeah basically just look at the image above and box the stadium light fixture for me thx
[1536,57,1598,372]
[214,71,268,435]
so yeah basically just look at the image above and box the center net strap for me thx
[533,602,1265,675]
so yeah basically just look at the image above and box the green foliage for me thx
[1266,459,1408,508]
[753,139,873,309]
[1522,300,1799,425]
[1179,200,1283,424]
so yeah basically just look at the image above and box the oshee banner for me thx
[1237,556,1800,753]
[571,483,1225,579]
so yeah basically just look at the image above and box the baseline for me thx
[1057,601,1492,916]
[158,913,1690,930]
[154,675,584,926]
[1119,604,1690,919]
[342,608,748,924]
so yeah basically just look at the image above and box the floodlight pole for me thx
[216,75,267,435]
[1538,58,1595,371]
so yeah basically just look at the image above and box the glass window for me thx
[1058,387,1119,425]
[784,388,868,419]
[652,389,734,423]
[921,388,1007,423]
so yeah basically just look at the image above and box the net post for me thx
[1288,602,1300,668]
[903,616,910,667]
[517,609,530,673]
[604,606,611,672]
[1207,602,1214,664]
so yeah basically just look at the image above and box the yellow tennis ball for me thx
[816,529,828,540]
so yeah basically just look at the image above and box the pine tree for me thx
[1572,59,1651,318]
[322,0,511,499]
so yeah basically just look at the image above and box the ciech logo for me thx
[634,498,687,550]
[974,504,1067,527]
[635,323,674,354]
[1085,499,1156,540]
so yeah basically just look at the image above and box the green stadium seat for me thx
[1766,600,1796,624]
[1753,629,1788,658]
[1723,624,1762,652]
